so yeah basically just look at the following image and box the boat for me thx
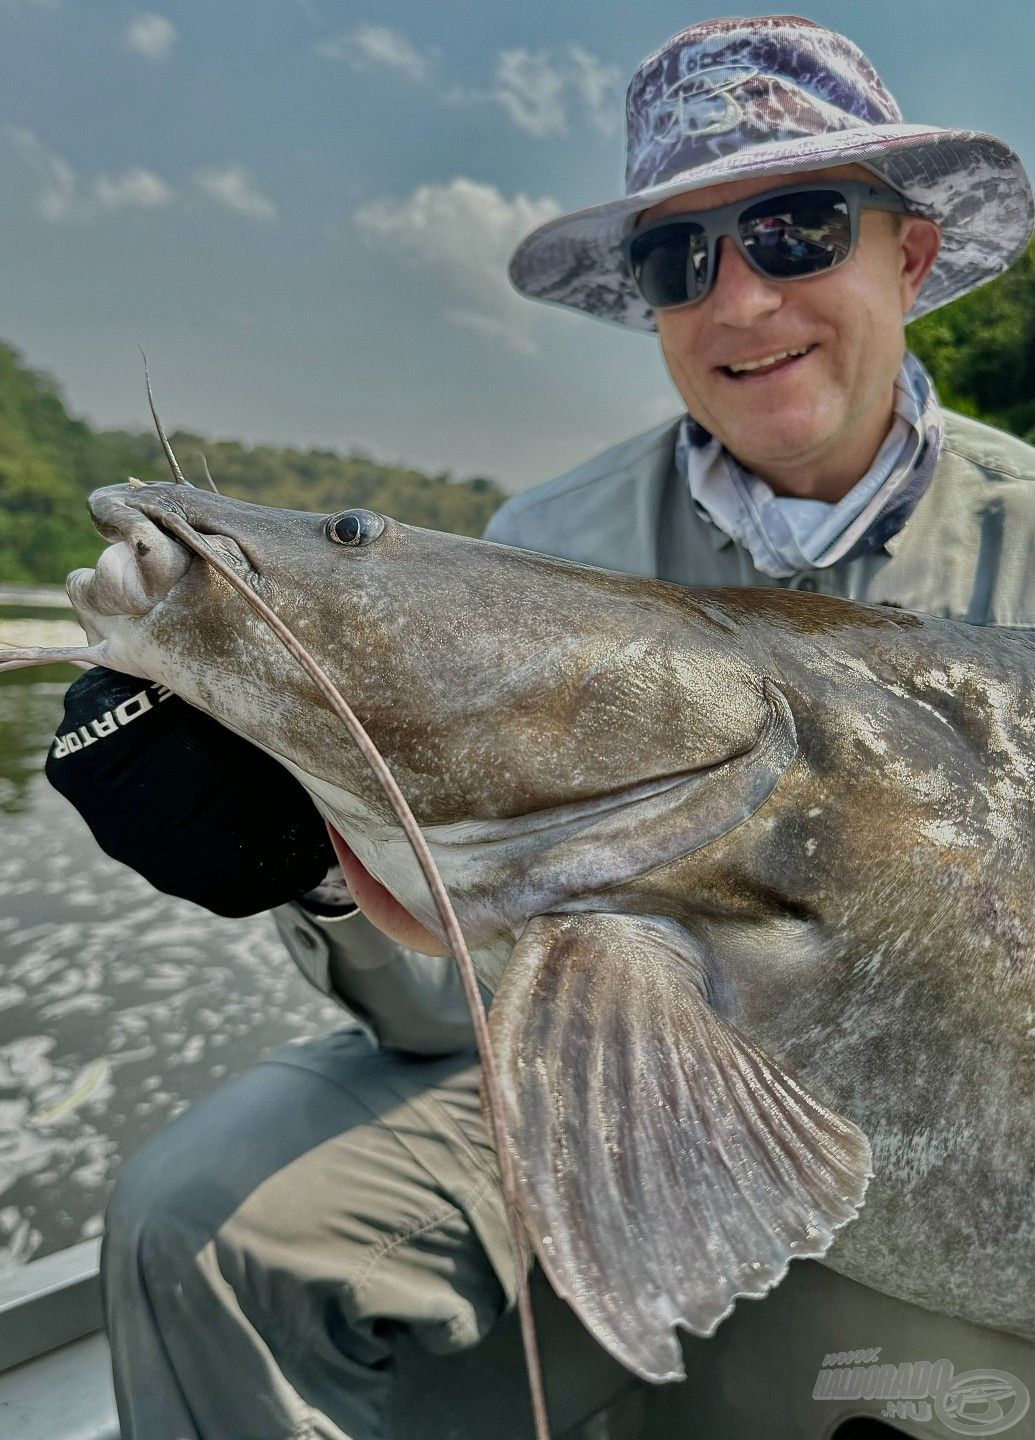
[2,1237,1032,1438]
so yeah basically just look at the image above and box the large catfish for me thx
[17,482,1035,1380]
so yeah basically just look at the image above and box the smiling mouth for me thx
[720,344,817,379]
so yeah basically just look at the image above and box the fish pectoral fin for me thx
[488,911,873,1382]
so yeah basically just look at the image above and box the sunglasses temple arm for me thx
[863,186,911,215]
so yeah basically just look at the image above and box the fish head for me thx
[72,481,770,828]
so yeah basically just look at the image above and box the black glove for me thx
[45,667,336,918]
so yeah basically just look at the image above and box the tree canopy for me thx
[108,429,503,537]
[907,237,1035,443]
[0,343,166,583]
[0,343,505,584]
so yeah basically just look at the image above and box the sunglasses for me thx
[622,181,910,311]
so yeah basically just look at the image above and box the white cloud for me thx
[3,124,173,219]
[315,23,430,81]
[475,44,622,139]
[4,124,76,220]
[94,167,171,209]
[567,45,623,136]
[125,13,177,61]
[193,165,278,220]
[354,178,560,355]
[5,128,278,225]
[494,50,569,139]
[312,28,620,138]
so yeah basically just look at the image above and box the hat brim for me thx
[509,124,1034,330]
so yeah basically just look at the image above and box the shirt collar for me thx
[674,352,943,574]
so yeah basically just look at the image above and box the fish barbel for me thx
[6,479,1034,1382]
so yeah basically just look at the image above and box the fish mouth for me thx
[67,484,251,625]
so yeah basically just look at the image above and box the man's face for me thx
[640,164,940,490]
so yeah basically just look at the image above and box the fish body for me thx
[49,482,1035,1376]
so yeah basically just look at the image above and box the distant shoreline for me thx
[0,584,71,610]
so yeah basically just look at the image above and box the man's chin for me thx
[712,409,843,489]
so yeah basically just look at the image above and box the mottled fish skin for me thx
[617,589,1035,1339]
[67,482,1035,1346]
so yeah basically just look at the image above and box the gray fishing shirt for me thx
[273,408,1035,1051]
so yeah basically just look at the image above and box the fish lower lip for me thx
[70,518,193,619]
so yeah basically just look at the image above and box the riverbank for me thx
[0,586,70,610]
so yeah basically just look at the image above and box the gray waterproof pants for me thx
[99,1025,638,1440]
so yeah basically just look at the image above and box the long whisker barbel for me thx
[0,362,552,1433]
[0,523,554,1438]
[139,349,192,488]
[198,454,220,495]
[150,515,553,1440]
[139,348,220,495]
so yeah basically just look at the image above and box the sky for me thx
[0,1,1031,493]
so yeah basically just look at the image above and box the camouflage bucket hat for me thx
[508,15,1034,330]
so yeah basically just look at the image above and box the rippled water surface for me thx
[0,616,341,1269]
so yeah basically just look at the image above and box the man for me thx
[47,16,1034,1439]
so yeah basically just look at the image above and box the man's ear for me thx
[899,217,941,313]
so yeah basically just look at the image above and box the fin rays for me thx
[490,911,873,1381]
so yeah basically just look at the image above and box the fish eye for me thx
[326,508,385,547]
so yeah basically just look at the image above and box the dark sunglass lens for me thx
[629,223,709,307]
[738,190,852,278]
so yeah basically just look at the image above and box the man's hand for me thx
[46,668,337,917]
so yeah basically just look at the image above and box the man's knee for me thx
[101,1113,223,1311]
[101,1036,513,1369]
[103,1035,370,1269]
[101,1054,315,1302]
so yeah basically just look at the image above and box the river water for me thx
[0,610,342,1269]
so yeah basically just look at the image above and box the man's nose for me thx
[707,236,784,325]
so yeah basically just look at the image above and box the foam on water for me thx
[0,677,343,1270]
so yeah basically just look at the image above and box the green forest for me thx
[0,355,507,585]
[0,236,1032,585]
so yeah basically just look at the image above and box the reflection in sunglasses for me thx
[624,182,905,308]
